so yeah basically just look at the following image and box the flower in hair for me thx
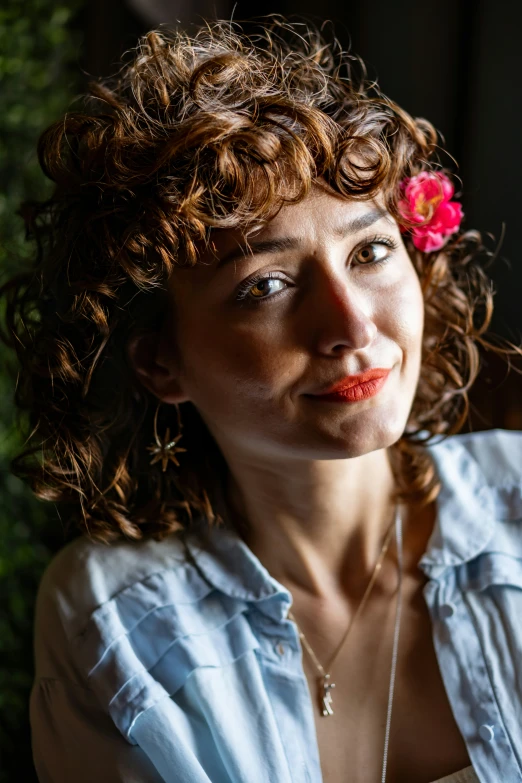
[397,171,463,252]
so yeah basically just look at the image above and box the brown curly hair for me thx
[0,16,516,544]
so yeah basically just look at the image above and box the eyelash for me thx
[234,234,399,305]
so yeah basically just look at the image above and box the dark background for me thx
[82,0,522,429]
[1,1,521,779]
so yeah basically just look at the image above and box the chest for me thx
[296,580,472,783]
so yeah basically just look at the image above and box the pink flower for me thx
[398,171,464,252]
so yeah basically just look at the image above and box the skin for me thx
[132,181,425,588]
[130,181,472,781]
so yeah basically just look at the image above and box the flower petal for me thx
[412,229,447,253]
[398,171,462,251]
[430,201,463,234]
[405,171,453,203]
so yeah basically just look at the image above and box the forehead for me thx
[196,185,392,266]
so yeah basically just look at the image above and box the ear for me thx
[127,330,189,405]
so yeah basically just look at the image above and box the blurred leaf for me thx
[0,1,84,780]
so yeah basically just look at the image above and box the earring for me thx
[147,402,187,472]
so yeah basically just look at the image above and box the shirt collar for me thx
[183,520,293,620]
[184,433,501,600]
[418,434,497,577]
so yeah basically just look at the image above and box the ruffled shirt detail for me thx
[30,429,522,782]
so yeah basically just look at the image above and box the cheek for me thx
[382,267,424,357]
[173,306,282,411]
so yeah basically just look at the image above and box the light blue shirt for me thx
[30,429,522,782]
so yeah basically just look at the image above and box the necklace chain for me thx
[288,506,395,677]
[381,509,403,782]
[287,511,396,675]
[287,506,404,783]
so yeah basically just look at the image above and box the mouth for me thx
[305,368,391,403]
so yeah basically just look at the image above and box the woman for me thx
[3,16,522,783]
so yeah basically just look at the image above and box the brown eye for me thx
[236,272,289,304]
[353,241,393,267]
[355,244,378,264]
[249,277,286,299]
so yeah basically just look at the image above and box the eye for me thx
[235,272,288,303]
[234,235,398,305]
[354,240,396,266]
[247,277,286,299]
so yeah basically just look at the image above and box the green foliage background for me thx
[0,2,84,778]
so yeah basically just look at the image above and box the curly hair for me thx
[0,16,516,543]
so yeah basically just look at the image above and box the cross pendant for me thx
[319,673,336,716]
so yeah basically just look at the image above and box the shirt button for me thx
[479,724,495,742]
[276,642,285,656]
[439,602,456,619]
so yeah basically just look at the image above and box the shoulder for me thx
[33,524,257,744]
[426,428,522,518]
[419,429,522,575]
[38,532,189,633]
[33,530,196,681]
[428,428,522,489]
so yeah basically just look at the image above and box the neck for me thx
[223,447,423,602]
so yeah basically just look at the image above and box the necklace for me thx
[287,505,404,783]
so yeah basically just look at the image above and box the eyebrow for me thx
[216,208,393,269]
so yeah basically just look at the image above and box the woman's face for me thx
[159,184,424,462]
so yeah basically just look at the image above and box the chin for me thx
[287,418,405,462]
[334,401,409,451]
[339,429,403,461]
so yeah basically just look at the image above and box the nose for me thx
[312,273,378,354]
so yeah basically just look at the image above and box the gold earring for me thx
[147,402,187,472]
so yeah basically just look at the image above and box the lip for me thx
[304,368,391,404]
[307,368,392,396]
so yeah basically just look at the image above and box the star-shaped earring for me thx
[147,428,187,472]
[147,404,187,472]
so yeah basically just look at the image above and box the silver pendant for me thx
[320,673,336,716]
